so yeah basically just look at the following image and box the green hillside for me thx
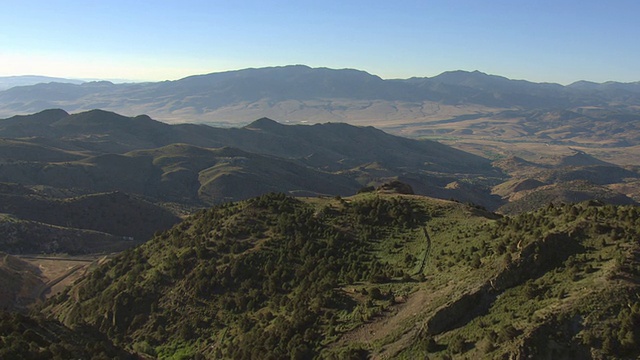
[0,191,181,245]
[0,311,134,359]
[0,214,133,255]
[43,192,640,359]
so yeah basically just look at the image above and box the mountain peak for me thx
[37,108,69,117]
[1,108,69,126]
[244,117,282,130]
[432,69,506,83]
[50,109,133,129]
[25,108,69,120]
[558,150,611,167]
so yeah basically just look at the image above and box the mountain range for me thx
[0,108,638,256]
[0,75,84,91]
[1,67,640,358]
[2,108,638,208]
[0,110,502,204]
[1,65,639,124]
[0,108,502,255]
[4,66,640,174]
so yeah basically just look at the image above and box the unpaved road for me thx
[18,255,98,299]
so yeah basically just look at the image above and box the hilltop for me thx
[41,192,640,359]
[0,108,509,292]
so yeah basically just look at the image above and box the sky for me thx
[1,0,639,84]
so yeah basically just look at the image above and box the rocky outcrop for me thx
[421,230,585,337]
[377,180,414,195]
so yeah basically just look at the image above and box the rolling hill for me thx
[41,192,640,359]
[0,109,500,207]
[0,177,182,257]
[0,108,509,269]
[3,66,640,175]
[0,190,181,247]
[0,107,638,270]
[2,67,640,359]
[1,108,638,218]
[492,151,640,214]
[0,213,134,255]
[0,109,495,174]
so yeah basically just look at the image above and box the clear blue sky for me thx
[1,0,639,84]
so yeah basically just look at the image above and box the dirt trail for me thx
[373,284,458,360]
[331,289,429,351]
[329,227,440,358]
[330,282,458,359]
[20,256,96,301]
[34,264,85,300]
[415,227,431,275]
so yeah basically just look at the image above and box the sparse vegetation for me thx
[1,106,640,359]
[34,193,640,359]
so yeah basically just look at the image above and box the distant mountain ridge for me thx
[0,108,509,258]
[2,108,638,216]
[0,109,494,174]
[0,109,499,207]
[1,65,638,122]
[0,75,84,91]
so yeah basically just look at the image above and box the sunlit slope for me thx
[45,192,640,359]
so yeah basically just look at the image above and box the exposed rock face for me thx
[421,230,584,337]
[492,230,584,290]
[424,285,490,336]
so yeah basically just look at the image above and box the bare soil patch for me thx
[20,256,97,299]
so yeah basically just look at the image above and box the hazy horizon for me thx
[2,1,639,85]
[2,65,639,87]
